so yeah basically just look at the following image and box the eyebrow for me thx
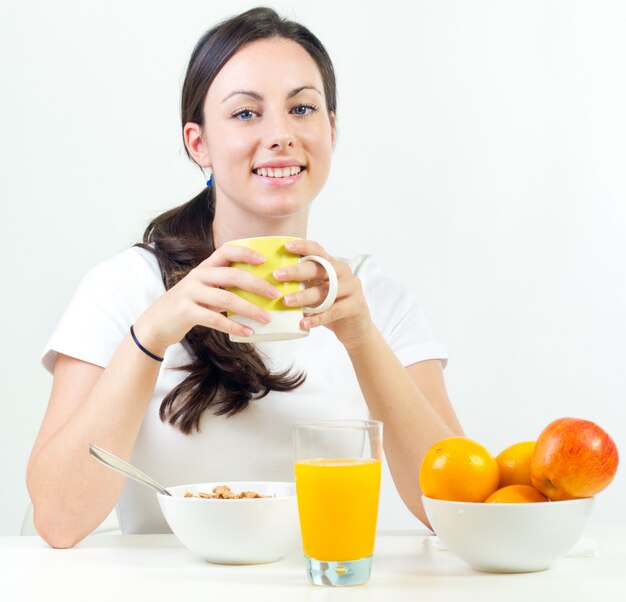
[221,85,322,103]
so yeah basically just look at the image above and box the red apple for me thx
[531,417,619,500]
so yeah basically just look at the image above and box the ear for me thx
[329,112,337,149]
[183,122,211,167]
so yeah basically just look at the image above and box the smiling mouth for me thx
[253,166,305,178]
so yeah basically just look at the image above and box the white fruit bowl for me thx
[157,481,299,564]
[422,495,594,572]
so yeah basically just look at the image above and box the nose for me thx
[263,111,294,150]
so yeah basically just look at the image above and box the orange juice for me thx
[295,458,382,561]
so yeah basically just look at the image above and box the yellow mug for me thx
[226,236,338,343]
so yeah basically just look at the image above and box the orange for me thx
[496,441,535,487]
[484,484,549,503]
[419,437,499,502]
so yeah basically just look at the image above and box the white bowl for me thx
[422,495,594,572]
[157,481,299,564]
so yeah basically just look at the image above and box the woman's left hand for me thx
[274,239,375,350]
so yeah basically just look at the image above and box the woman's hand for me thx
[133,244,282,355]
[275,239,375,350]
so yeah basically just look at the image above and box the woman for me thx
[27,7,463,548]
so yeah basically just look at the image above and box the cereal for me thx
[183,485,274,499]
[213,485,237,499]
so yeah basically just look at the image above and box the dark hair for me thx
[136,7,337,434]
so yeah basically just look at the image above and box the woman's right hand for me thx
[132,244,281,355]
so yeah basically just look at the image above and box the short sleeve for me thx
[349,255,448,368]
[42,247,164,373]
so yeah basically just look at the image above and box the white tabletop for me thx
[1,526,624,602]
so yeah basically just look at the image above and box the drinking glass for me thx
[293,420,383,586]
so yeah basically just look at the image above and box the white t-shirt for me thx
[42,247,447,533]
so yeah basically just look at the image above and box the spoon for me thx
[89,443,172,496]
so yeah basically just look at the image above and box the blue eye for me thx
[292,104,318,116]
[232,108,257,120]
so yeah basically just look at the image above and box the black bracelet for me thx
[130,325,164,362]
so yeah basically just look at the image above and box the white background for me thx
[1,0,625,535]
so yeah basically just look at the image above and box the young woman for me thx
[27,7,463,548]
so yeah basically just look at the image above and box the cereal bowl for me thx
[157,481,299,564]
[422,495,594,573]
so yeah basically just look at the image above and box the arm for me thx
[27,342,161,548]
[27,245,280,548]
[345,331,463,526]
[275,240,463,527]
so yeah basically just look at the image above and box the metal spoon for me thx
[89,443,172,496]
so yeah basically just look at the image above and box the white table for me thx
[1,527,624,601]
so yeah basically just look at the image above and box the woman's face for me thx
[189,37,335,225]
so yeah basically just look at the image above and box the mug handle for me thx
[300,255,339,315]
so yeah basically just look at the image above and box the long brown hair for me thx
[136,7,337,434]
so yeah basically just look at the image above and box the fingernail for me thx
[269,288,282,299]
[301,319,311,329]
[283,294,295,306]
[253,253,265,263]
[285,241,297,250]
[259,311,272,323]
[242,326,254,336]
[273,268,287,280]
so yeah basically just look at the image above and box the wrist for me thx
[343,323,380,356]
[131,317,171,360]
[130,325,164,362]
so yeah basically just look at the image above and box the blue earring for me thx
[206,174,214,187]
[203,168,214,187]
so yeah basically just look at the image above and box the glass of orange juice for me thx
[293,420,383,586]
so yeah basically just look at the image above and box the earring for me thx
[203,167,214,188]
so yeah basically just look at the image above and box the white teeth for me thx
[254,166,302,178]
